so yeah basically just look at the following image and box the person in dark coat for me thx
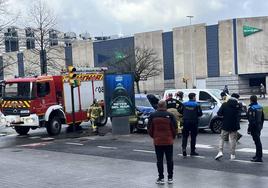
[260,83,265,99]
[247,95,264,162]
[148,100,177,184]
[230,93,243,142]
[215,94,241,160]
[181,93,203,157]
[223,85,229,95]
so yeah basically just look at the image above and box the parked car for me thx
[129,94,155,132]
[197,101,222,133]
[164,88,247,119]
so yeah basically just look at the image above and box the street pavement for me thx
[0,120,268,187]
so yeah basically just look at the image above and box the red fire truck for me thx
[0,67,107,135]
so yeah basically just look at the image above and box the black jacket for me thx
[217,97,241,131]
[166,98,183,113]
[247,103,264,132]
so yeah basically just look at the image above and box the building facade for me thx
[1,16,268,94]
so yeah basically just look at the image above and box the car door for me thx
[198,101,214,128]
[34,81,55,116]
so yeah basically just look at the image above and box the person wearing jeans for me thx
[181,93,203,157]
[148,100,177,185]
[215,94,241,160]
[247,95,264,162]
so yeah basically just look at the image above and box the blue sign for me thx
[104,73,135,117]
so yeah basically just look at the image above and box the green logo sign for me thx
[243,25,262,37]
[115,51,126,61]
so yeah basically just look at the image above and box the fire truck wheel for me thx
[47,117,62,136]
[15,126,30,135]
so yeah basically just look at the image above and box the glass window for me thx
[25,28,35,49]
[199,91,213,101]
[5,27,19,52]
[135,97,152,107]
[4,82,32,99]
[49,30,58,46]
[198,101,214,110]
[37,82,50,97]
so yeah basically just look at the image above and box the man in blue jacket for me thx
[181,93,203,157]
[247,95,264,162]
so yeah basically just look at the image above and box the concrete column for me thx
[265,76,268,94]
[0,56,3,80]
[112,116,130,135]
[17,52,24,77]
[65,46,73,68]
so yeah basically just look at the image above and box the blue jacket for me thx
[248,103,264,131]
[182,100,203,123]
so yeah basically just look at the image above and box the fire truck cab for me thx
[0,69,107,135]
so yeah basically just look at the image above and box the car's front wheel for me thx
[210,118,223,134]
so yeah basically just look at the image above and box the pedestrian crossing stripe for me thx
[196,144,214,149]
[236,148,268,154]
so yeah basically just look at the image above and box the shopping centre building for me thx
[1,16,268,94]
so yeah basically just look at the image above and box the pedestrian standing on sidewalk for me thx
[181,93,203,157]
[215,93,241,160]
[223,85,229,95]
[148,100,177,185]
[260,83,265,99]
[247,95,264,162]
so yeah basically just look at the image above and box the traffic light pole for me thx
[71,85,76,131]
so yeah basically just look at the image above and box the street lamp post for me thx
[187,15,195,88]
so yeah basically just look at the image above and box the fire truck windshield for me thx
[3,82,33,100]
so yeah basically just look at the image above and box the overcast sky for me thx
[7,0,268,37]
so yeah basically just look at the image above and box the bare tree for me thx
[26,0,63,74]
[0,0,18,32]
[0,0,20,79]
[108,47,162,93]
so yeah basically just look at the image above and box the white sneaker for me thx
[230,154,236,160]
[167,178,173,184]
[156,178,165,185]
[215,151,223,160]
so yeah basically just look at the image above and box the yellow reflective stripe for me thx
[24,101,30,108]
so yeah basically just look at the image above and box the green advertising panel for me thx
[243,25,262,37]
[104,73,135,117]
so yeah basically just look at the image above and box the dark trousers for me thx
[251,129,263,159]
[155,145,173,179]
[182,122,198,152]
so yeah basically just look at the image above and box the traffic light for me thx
[68,66,78,87]
[68,66,76,79]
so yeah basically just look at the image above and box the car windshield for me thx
[3,82,33,100]
[207,89,224,100]
[135,97,152,107]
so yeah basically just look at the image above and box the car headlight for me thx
[0,117,6,123]
[21,110,30,114]
[25,118,34,123]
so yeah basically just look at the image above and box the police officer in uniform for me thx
[181,93,203,157]
[247,95,264,162]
